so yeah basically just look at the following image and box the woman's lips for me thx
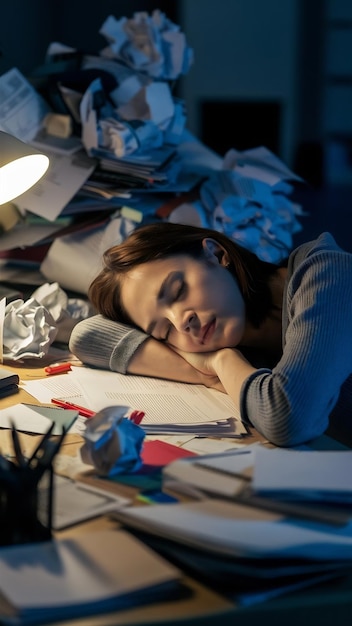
[200,319,216,344]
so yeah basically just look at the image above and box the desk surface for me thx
[1,363,352,626]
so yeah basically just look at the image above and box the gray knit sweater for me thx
[69,233,352,447]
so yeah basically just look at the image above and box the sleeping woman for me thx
[69,222,352,447]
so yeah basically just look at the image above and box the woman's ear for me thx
[201,238,230,266]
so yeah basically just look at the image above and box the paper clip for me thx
[45,363,72,376]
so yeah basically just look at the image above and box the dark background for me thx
[0,0,351,252]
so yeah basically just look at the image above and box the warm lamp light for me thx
[0,131,49,205]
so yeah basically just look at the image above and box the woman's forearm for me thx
[127,337,221,387]
[211,348,257,406]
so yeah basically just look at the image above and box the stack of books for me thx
[113,446,352,606]
[0,369,19,399]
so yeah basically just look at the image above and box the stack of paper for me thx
[24,367,250,439]
[141,417,248,438]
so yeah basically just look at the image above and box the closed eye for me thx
[161,323,172,342]
[160,281,186,342]
[149,274,187,340]
[172,280,186,302]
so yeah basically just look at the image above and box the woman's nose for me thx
[174,311,196,333]
[166,305,197,333]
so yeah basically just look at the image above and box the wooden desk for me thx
[1,363,352,626]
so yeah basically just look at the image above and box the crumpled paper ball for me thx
[2,282,94,360]
[99,10,193,80]
[80,406,145,476]
[199,168,302,264]
[32,282,94,344]
[3,297,57,361]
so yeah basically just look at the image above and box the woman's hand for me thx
[170,347,220,377]
[173,347,258,408]
[128,336,223,390]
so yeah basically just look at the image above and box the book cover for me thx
[0,529,181,625]
[0,369,19,399]
[0,369,19,389]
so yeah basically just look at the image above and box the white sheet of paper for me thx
[22,374,84,404]
[39,475,130,529]
[0,403,78,435]
[0,222,63,252]
[223,146,303,187]
[23,366,243,429]
[253,447,352,496]
[0,67,50,141]
[68,366,241,424]
[15,149,96,221]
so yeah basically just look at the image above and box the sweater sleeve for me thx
[69,314,149,374]
[240,245,352,447]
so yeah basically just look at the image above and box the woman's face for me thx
[120,238,247,353]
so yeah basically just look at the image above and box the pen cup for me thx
[0,424,66,546]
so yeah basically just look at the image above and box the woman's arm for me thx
[127,338,224,388]
[171,348,257,403]
[174,246,352,447]
[69,314,223,389]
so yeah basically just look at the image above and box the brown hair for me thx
[89,221,280,329]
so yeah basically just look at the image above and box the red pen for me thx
[45,363,72,375]
[51,398,96,418]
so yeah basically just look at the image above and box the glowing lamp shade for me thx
[0,131,49,205]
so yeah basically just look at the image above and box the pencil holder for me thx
[0,423,66,546]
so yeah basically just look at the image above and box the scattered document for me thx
[223,145,304,187]
[69,367,245,427]
[23,366,248,438]
[0,403,78,435]
[38,475,130,529]
[0,68,49,141]
[15,149,96,221]
[0,221,64,253]
[23,368,249,438]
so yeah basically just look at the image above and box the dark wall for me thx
[0,1,179,75]
[0,0,54,75]
[49,0,179,54]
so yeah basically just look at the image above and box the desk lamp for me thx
[0,130,49,205]
[0,131,49,300]
[0,135,55,546]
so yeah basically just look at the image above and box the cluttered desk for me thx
[1,361,352,626]
[1,7,352,626]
